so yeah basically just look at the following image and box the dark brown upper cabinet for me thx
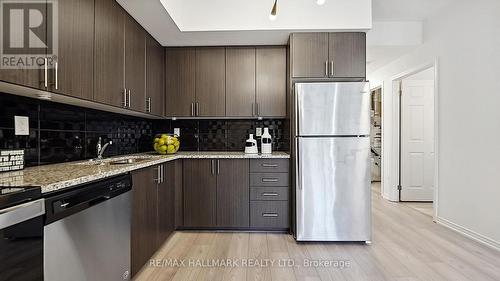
[226,48,256,117]
[94,0,125,108]
[290,33,329,78]
[329,32,366,78]
[0,0,47,90]
[256,47,287,117]
[51,0,94,100]
[165,48,196,117]
[183,159,217,227]
[291,32,366,79]
[146,35,165,116]
[216,159,250,228]
[124,14,146,112]
[195,48,226,117]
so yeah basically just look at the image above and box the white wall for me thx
[368,0,500,249]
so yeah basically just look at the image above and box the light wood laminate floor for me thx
[134,188,500,281]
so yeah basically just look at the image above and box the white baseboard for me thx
[436,216,500,252]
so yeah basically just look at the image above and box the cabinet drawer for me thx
[250,173,289,186]
[250,187,289,201]
[250,159,289,173]
[250,201,289,228]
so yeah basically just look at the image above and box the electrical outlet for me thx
[256,127,262,137]
[14,116,29,136]
[174,128,180,136]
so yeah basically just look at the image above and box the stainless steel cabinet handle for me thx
[262,213,278,217]
[217,159,220,175]
[330,61,334,77]
[122,88,127,108]
[252,103,255,116]
[325,60,328,77]
[262,178,278,182]
[196,102,199,116]
[146,97,152,113]
[127,90,131,108]
[262,192,278,196]
[44,58,48,88]
[256,103,259,116]
[191,103,194,116]
[211,160,215,175]
[54,61,58,90]
[154,166,161,183]
[262,163,278,168]
[161,165,164,183]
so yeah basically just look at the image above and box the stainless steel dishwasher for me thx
[44,174,132,281]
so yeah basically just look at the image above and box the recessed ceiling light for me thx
[316,0,326,5]
[269,0,277,21]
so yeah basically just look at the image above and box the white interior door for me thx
[400,79,435,201]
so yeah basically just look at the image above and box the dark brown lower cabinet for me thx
[183,159,217,227]
[216,159,250,228]
[131,161,177,277]
[131,167,158,276]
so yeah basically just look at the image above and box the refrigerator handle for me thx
[294,85,299,136]
[295,138,302,190]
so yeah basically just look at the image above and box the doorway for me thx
[397,66,436,216]
[370,87,382,194]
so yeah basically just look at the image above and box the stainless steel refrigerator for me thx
[294,82,372,242]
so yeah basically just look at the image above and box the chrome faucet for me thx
[96,137,113,160]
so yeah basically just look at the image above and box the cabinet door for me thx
[329,33,366,78]
[183,159,217,227]
[165,48,195,117]
[131,167,158,276]
[94,0,125,107]
[216,159,250,228]
[195,48,225,117]
[125,15,146,112]
[256,47,286,117]
[146,35,164,116]
[174,160,184,228]
[0,0,46,89]
[52,0,93,100]
[291,33,329,78]
[226,48,255,117]
[157,162,175,246]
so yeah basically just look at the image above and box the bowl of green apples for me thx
[153,134,180,155]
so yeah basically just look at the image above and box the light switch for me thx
[14,116,29,136]
[174,128,180,136]
[256,127,262,137]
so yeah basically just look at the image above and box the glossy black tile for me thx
[0,93,39,129]
[39,102,85,131]
[39,130,85,165]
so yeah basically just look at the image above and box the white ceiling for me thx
[117,0,454,73]
[372,0,454,21]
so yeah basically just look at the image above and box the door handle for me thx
[216,160,220,175]
[262,163,278,168]
[191,103,194,116]
[325,61,328,77]
[211,160,215,175]
[154,166,161,183]
[195,102,199,116]
[262,213,278,217]
[54,61,58,90]
[122,88,127,108]
[127,90,131,108]
[296,137,301,190]
[330,61,334,77]
[252,103,255,116]
[256,103,259,116]
[44,57,48,88]
[146,97,151,113]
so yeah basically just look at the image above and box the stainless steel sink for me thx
[108,158,148,165]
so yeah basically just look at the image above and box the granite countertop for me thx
[0,151,290,194]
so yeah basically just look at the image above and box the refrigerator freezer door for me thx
[296,137,371,241]
[296,82,370,136]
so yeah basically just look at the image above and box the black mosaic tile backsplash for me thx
[0,93,154,166]
[0,92,289,167]
[155,119,289,152]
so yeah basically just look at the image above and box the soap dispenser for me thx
[261,128,272,154]
[245,134,258,154]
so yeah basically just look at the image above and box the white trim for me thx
[436,216,500,252]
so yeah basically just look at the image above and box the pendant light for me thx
[269,0,277,21]
[316,0,326,5]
